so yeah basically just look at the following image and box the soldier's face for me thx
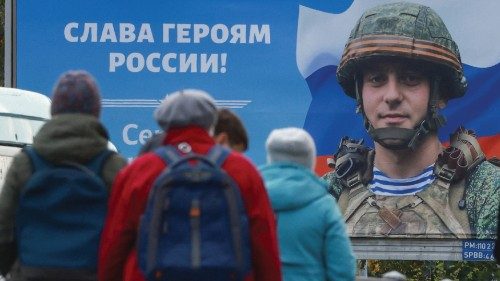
[361,61,430,130]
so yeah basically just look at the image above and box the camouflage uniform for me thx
[465,161,500,238]
[323,159,499,239]
[324,2,499,239]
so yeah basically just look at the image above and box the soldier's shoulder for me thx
[472,159,500,175]
[322,170,336,182]
[467,159,500,188]
[321,171,343,199]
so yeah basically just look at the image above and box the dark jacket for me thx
[0,114,127,280]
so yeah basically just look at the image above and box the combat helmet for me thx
[337,2,467,150]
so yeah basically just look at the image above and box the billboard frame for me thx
[4,0,497,262]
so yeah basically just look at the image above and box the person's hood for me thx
[32,113,110,163]
[259,162,328,211]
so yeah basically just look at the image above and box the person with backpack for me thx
[138,108,249,156]
[0,70,127,280]
[260,127,355,281]
[98,89,281,281]
[322,2,499,239]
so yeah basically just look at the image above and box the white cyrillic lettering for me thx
[193,24,209,43]
[123,124,138,145]
[161,53,177,72]
[109,53,126,72]
[179,53,197,73]
[177,24,191,43]
[160,24,270,44]
[220,53,227,73]
[64,22,79,43]
[139,129,153,145]
[100,23,118,42]
[119,23,136,43]
[249,24,270,44]
[200,54,218,73]
[109,52,228,73]
[230,24,246,43]
[80,23,98,42]
[137,23,154,43]
[211,24,229,44]
[127,53,145,72]
[162,23,175,43]
[146,53,161,72]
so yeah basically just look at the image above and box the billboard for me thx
[7,0,499,259]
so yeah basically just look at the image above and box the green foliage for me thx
[368,260,500,281]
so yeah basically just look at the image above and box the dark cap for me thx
[51,70,101,117]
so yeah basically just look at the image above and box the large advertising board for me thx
[7,0,499,259]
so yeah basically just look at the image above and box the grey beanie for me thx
[266,127,317,170]
[154,89,218,131]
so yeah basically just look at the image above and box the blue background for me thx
[15,0,499,165]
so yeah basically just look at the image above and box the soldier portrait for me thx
[322,2,500,239]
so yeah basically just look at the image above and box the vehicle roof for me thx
[0,87,51,119]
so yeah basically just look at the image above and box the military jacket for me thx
[323,160,499,239]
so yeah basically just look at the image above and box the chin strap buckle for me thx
[407,120,430,150]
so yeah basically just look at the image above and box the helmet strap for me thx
[426,76,447,131]
[354,75,371,130]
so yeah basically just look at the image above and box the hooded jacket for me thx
[0,114,127,279]
[260,162,355,281]
[98,126,282,281]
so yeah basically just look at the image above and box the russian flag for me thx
[296,1,500,175]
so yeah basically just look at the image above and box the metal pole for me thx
[4,0,13,87]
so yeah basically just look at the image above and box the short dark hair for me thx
[214,109,249,151]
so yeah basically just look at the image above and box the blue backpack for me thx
[138,144,251,281]
[16,147,112,271]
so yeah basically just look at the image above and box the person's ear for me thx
[214,132,229,146]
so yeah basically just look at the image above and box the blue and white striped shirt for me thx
[369,165,435,196]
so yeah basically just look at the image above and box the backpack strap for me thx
[85,150,115,177]
[204,145,247,268]
[23,147,46,172]
[154,145,184,166]
[154,145,231,168]
[205,145,230,167]
[24,147,114,178]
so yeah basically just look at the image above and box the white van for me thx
[0,87,118,191]
[0,87,51,189]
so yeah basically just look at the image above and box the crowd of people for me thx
[0,2,498,281]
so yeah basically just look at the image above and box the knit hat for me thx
[154,89,218,132]
[266,127,317,170]
[51,70,101,117]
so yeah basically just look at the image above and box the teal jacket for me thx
[260,162,355,281]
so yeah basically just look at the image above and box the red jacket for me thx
[98,126,282,281]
